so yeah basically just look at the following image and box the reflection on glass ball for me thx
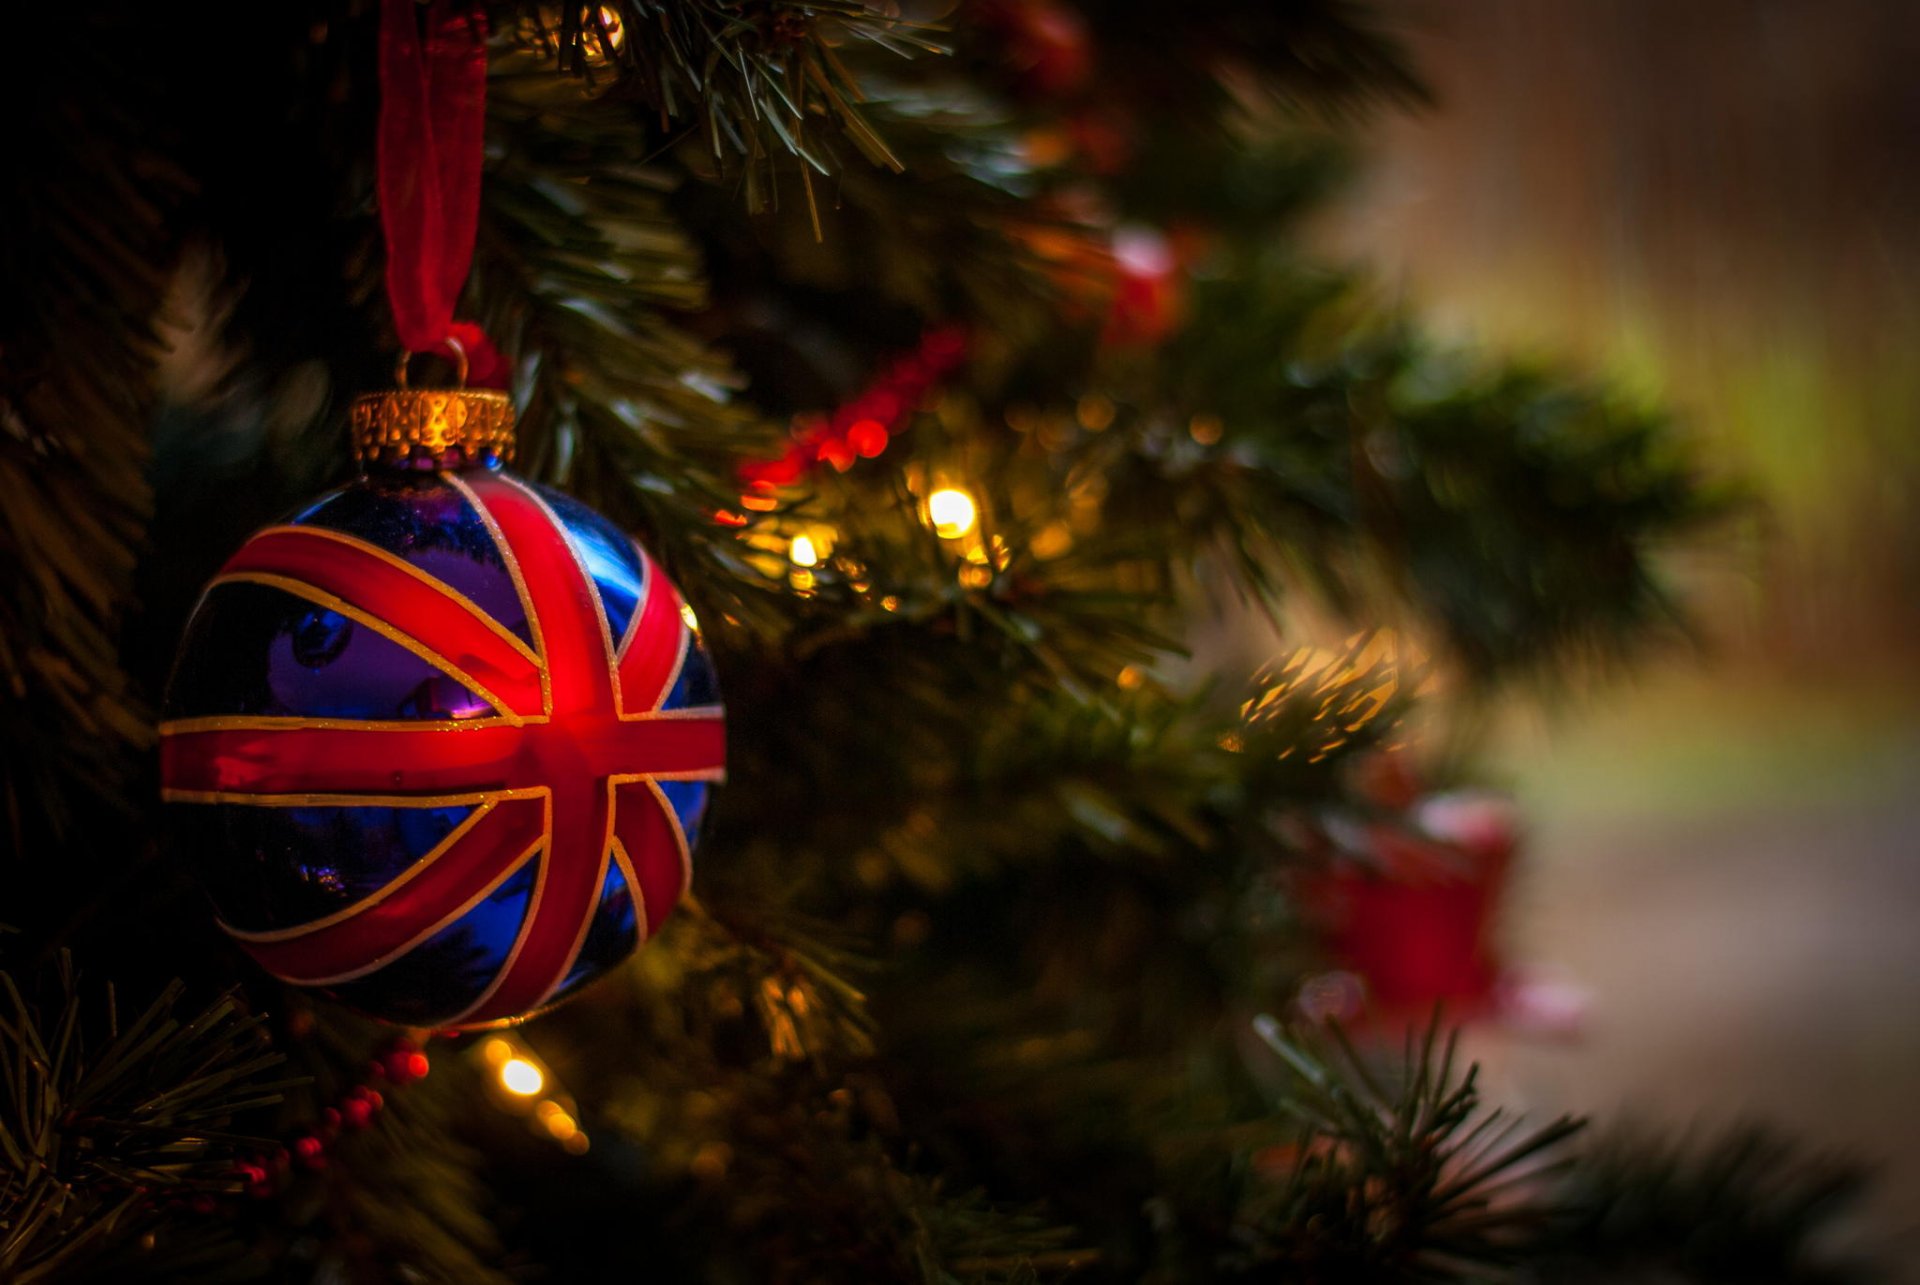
[291,607,353,669]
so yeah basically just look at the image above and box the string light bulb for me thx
[927,487,978,539]
[788,533,820,567]
[500,1057,545,1097]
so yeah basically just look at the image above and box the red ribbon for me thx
[377,0,507,387]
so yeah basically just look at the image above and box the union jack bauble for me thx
[161,467,725,1028]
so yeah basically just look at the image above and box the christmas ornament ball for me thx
[161,388,725,1029]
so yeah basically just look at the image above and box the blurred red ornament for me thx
[1416,790,1521,862]
[977,0,1091,97]
[1067,109,1135,176]
[1299,816,1512,1025]
[1102,226,1185,348]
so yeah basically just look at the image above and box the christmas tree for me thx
[0,2,1879,1280]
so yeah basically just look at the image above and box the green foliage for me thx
[1530,1125,1873,1284]
[478,55,791,633]
[0,953,286,1282]
[0,0,1867,1281]
[509,0,925,211]
[1238,1016,1584,1279]
[1134,239,1729,687]
[0,10,177,850]
[269,1008,510,1285]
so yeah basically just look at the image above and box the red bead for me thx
[814,438,856,472]
[382,1045,431,1082]
[235,1161,271,1198]
[846,419,889,458]
[293,1135,327,1170]
[341,1097,374,1130]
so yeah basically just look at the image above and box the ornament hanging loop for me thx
[394,334,470,390]
[354,339,513,473]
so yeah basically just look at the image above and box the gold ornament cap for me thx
[352,345,515,472]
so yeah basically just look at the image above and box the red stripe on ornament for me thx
[613,780,692,935]
[221,526,544,719]
[160,721,524,798]
[617,551,690,711]
[233,792,546,984]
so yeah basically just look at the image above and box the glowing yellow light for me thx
[678,602,700,631]
[500,1058,544,1097]
[927,488,977,539]
[482,1037,512,1066]
[789,534,819,567]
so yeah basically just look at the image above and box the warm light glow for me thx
[928,488,977,539]
[679,602,700,631]
[500,1057,544,1096]
[482,1037,512,1066]
[789,534,819,567]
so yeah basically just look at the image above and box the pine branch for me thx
[0,953,287,1283]
[677,895,881,1066]
[1530,1124,1875,1284]
[504,0,932,206]
[474,57,794,635]
[1237,1013,1585,1280]
[273,1008,509,1285]
[902,1174,1091,1284]
[673,79,1079,337]
[1118,252,1731,686]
